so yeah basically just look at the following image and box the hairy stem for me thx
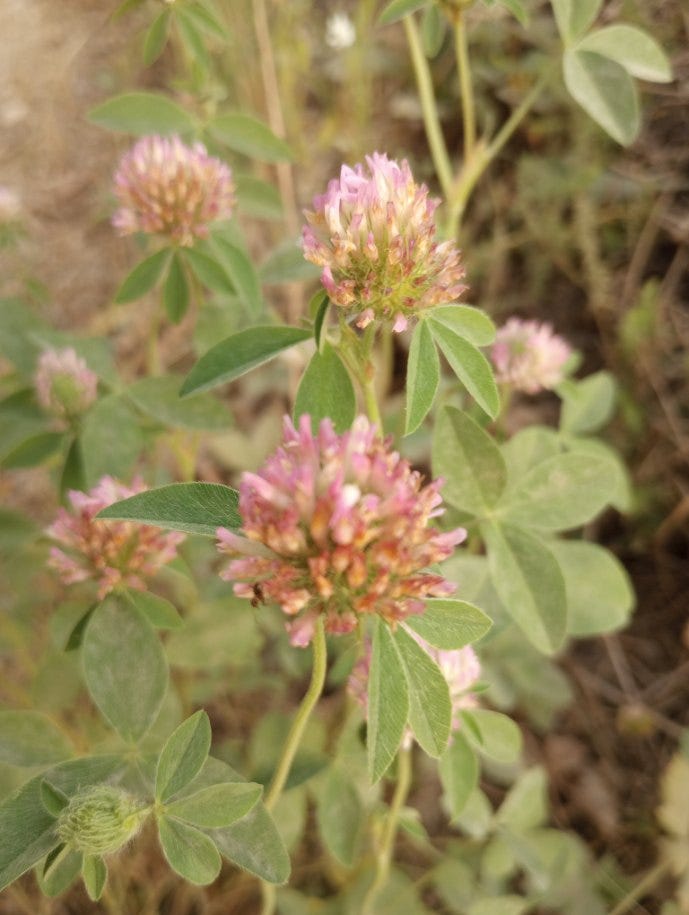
[403,15,454,199]
[361,747,413,915]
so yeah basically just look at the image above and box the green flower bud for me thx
[57,786,148,856]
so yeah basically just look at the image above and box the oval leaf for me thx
[97,481,241,537]
[156,711,212,802]
[379,0,429,26]
[558,370,616,434]
[482,522,567,654]
[183,247,235,294]
[563,49,640,146]
[428,305,496,346]
[206,113,293,162]
[209,237,263,317]
[432,406,507,516]
[0,712,73,768]
[368,619,409,783]
[577,24,672,83]
[82,854,107,901]
[125,589,184,630]
[293,342,356,434]
[405,320,439,435]
[82,595,169,742]
[115,250,171,304]
[404,599,492,650]
[164,252,190,323]
[315,767,363,867]
[158,815,221,885]
[439,732,478,819]
[80,394,143,487]
[181,325,311,396]
[394,626,452,758]
[166,782,262,827]
[127,375,231,430]
[429,321,499,417]
[500,453,617,531]
[88,92,196,136]
[462,709,522,764]
[549,540,635,636]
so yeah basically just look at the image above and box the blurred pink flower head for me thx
[217,415,466,646]
[347,638,481,744]
[491,318,572,394]
[35,347,98,420]
[47,476,185,599]
[302,152,466,332]
[112,135,235,247]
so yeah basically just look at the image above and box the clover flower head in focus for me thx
[47,476,185,599]
[348,637,481,744]
[35,347,98,420]
[112,135,235,247]
[491,318,572,394]
[217,414,466,647]
[302,153,467,333]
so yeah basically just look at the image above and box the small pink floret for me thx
[491,318,572,394]
[302,152,467,330]
[47,476,185,599]
[217,415,466,646]
[112,135,235,247]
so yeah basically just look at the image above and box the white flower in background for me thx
[326,11,356,50]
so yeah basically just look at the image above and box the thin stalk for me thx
[454,9,476,160]
[363,373,383,428]
[361,748,413,915]
[264,617,328,812]
[259,618,328,914]
[403,15,454,199]
[446,69,549,237]
[608,860,671,915]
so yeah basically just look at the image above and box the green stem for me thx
[363,373,383,428]
[264,617,328,812]
[403,15,454,199]
[361,747,413,915]
[446,69,549,237]
[454,9,476,160]
[608,860,671,915]
[259,619,328,914]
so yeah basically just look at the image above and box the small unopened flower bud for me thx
[57,786,148,856]
[35,347,98,420]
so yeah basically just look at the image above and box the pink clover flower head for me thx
[112,135,235,247]
[35,347,98,419]
[217,414,466,646]
[491,318,572,394]
[302,152,467,331]
[47,476,185,599]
